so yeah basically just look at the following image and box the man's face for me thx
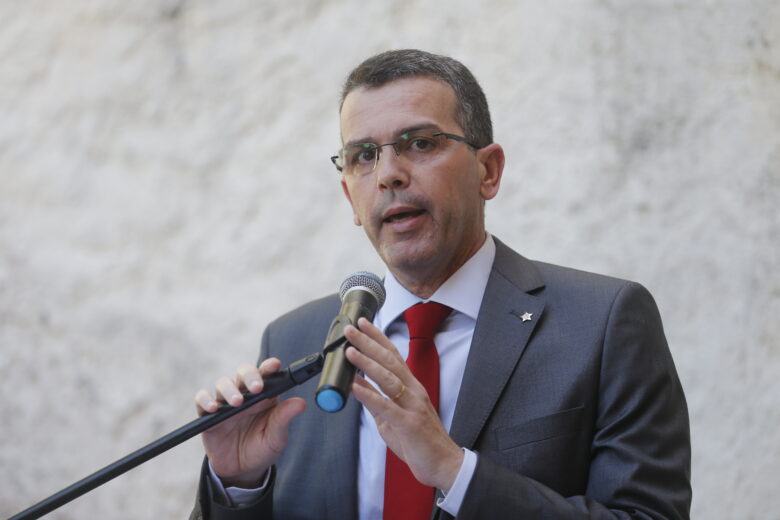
[339,77,502,290]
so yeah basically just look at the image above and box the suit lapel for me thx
[449,239,546,449]
[323,397,362,520]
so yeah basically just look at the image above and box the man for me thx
[191,49,691,519]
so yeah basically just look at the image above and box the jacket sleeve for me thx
[457,282,692,519]
[190,457,275,520]
[189,328,277,520]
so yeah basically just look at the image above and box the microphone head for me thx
[339,271,386,309]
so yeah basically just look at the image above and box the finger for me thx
[236,363,263,393]
[258,357,282,376]
[352,372,383,400]
[352,318,406,364]
[195,388,219,416]
[270,397,307,429]
[355,318,404,360]
[345,345,405,399]
[344,325,406,378]
[215,375,244,407]
[265,397,307,453]
[351,375,403,422]
[235,358,281,393]
[352,375,404,428]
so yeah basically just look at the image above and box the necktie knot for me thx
[403,302,452,340]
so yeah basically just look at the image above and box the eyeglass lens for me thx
[339,131,451,175]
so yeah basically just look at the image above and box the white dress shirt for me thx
[215,235,497,518]
[358,234,495,519]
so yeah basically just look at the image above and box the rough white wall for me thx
[1,1,778,518]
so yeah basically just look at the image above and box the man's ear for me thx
[340,178,362,226]
[477,143,505,201]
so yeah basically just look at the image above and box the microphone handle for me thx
[315,289,380,412]
[9,352,324,520]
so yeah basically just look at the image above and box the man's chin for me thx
[379,243,439,275]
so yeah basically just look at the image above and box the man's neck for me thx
[390,232,488,299]
[392,273,447,300]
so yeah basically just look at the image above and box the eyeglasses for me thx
[331,129,481,176]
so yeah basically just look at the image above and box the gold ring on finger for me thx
[391,384,406,401]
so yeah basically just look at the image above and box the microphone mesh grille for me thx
[339,271,386,309]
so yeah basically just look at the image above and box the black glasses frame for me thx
[330,132,481,174]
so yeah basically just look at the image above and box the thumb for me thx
[265,398,306,451]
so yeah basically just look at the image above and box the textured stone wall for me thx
[1,1,778,518]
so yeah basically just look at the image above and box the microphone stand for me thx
[9,352,324,520]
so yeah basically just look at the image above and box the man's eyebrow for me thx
[344,123,443,148]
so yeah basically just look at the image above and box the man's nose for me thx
[375,146,411,190]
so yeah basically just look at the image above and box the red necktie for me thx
[383,302,452,520]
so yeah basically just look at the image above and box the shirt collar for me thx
[376,234,496,333]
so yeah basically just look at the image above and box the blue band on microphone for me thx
[316,389,344,413]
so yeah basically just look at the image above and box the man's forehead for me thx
[339,77,459,143]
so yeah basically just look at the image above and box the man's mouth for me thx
[383,209,426,223]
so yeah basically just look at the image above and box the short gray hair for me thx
[340,49,493,147]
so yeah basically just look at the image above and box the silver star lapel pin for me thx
[520,312,533,322]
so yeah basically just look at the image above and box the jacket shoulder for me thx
[533,260,638,293]
[260,294,342,364]
[494,238,648,304]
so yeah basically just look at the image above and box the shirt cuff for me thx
[436,448,477,516]
[207,459,271,507]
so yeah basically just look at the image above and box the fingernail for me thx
[250,380,262,392]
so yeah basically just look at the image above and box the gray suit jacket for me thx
[192,239,691,519]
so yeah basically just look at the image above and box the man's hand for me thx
[344,318,464,493]
[194,358,306,488]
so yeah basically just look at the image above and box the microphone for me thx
[315,272,386,412]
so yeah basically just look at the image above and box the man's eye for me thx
[349,146,377,165]
[356,148,377,163]
[408,136,437,152]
